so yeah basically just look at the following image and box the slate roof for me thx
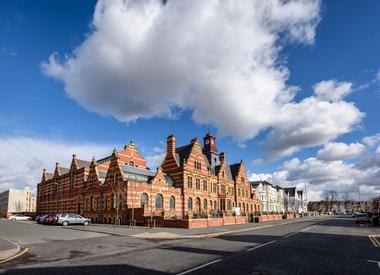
[120,164,156,177]
[175,144,193,165]
[45,172,54,180]
[76,159,91,169]
[229,163,241,181]
[57,166,70,175]
[215,164,233,181]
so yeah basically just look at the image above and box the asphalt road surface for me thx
[0,216,379,274]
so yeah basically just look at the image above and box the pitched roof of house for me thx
[45,172,54,180]
[175,144,193,165]
[57,166,70,175]
[76,159,91,169]
[229,163,241,181]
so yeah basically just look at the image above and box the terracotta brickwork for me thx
[37,133,260,226]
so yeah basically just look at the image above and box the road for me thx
[0,216,379,274]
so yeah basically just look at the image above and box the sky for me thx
[1,0,380,201]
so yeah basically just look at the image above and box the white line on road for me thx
[177,259,222,275]
[301,225,317,232]
[246,240,277,251]
[284,232,298,238]
[367,259,380,269]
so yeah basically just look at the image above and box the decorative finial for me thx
[72,154,76,158]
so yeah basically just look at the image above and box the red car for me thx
[42,215,57,225]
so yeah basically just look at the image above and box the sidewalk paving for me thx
[0,237,20,262]
[63,217,315,240]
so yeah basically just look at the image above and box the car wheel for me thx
[62,221,69,226]
[84,221,89,226]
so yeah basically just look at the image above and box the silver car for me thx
[56,213,90,226]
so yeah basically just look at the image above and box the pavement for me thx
[63,217,314,239]
[0,237,20,262]
[0,216,379,274]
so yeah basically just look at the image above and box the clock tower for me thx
[203,132,220,170]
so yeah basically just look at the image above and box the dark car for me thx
[42,215,57,225]
[36,215,48,224]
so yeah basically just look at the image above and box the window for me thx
[221,184,226,195]
[238,188,241,197]
[204,199,208,210]
[155,194,163,209]
[111,193,116,209]
[188,197,193,210]
[194,161,201,170]
[128,161,135,166]
[196,178,200,190]
[141,193,148,207]
[187,176,193,189]
[170,196,175,209]
[213,182,217,193]
[90,196,94,210]
[214,200,217,210]
[203,180,207,191]
[210,200,213,210]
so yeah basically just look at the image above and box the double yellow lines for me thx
[369,235,380,248]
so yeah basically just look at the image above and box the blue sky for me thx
[1,0,380,200]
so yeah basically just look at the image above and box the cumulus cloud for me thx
[0,137,113,194]
[317,142,365,161]
[363,133,380,147]
[268,142,380,200]
[41,0,365,161]
[145,152,165,170]
[313,80,353,102]
[248,173,273,182]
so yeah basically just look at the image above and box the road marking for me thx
[367,259,380,269]
[301,225,317,232]
[0,247,29,264]
[177,259,222,275]
[246,240,277,251]
[369,235,380,248]
[284,232,298,238]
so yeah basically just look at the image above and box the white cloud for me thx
[313,80,353,102]
[263,97,363,160]
[41,1,323,141]
[270,142,380,200]
[317,142,365,161]
[363,133,380,147]
[145,152,165,170]
[41,0,365,161]
[0,137,112,194]
[249,173,273,182]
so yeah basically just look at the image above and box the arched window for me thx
[155,194,163,209]
[141,193,148,207]
[204,199,208,210]
[170,196,175,209]
[214,200,217,210]
[188,197,193,210]
[128,161,135,166]
[210,200,213,210]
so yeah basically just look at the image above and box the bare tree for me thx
[14,201,24,212]
[109,172,127,226]
[323,190,338,213]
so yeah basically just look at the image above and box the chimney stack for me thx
[167,135,176,156]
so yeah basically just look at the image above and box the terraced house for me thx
[36,133,260,227]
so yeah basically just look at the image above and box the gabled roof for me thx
[284,187,296,197]
[229,163,241,181]
[250,180,272,187]
[175,144,193,165]
[215,164,233,181]
[57,166,70,175]
[45,172,54,180]
[76,159,91,169]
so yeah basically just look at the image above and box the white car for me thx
[8,214,32,221]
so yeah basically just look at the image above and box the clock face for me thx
[205,139,210,145]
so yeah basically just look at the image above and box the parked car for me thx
[42,215,57,225]
[36,214,48,224]
[56,213,90,226]
[355,213,370,224]
[8,214,32,221]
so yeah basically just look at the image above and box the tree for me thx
[323,190,338,213]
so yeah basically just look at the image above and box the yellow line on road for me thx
[369,235,380,248]
[0,247,29,264]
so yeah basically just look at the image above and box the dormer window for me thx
[128,161,135,166]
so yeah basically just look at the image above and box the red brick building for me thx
[37,133,260,226]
